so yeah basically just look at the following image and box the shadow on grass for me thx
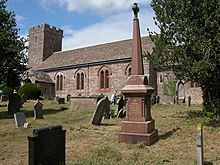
[185,110,220,127]
[0,107,67,120]
[159,127,181,140]
[23,108,67,118]
[100,123,116,126]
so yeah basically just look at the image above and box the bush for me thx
[18,83,41,99]
[150,93,157,105]
[2,86,13,96]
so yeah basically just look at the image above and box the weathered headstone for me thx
[91,96,110,125]
[7,93,22,115]
[14,112,26,127]
[1,95,8,102]
[117,95,125,116]
[58,97,65,104]
[28,125,66,165]
[34,99,43,119]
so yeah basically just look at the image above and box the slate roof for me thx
[38,36,154,71]
[22,70,54,84]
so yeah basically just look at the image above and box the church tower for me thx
[28,24,63,69]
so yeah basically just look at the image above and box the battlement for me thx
[29,23,63,35]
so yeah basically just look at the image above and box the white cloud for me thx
[39,0,151,14]
[62,9,159,50]
[15,15,26,22]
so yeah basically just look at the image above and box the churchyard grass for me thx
[0,100,220,165]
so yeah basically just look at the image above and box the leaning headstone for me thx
[8,93,22,115]
[117,95,125,116]
[91,96,110,125]
[28,125,66,165]
[14,112,26,127]
[34,99,43,119]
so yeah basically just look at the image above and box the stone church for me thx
[22,23,202,104]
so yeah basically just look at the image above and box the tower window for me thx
[51,37,55,44]
[34,36,37,42]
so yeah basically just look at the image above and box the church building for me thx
[23,23,202,104]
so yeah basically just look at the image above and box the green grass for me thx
[0,101,220,165]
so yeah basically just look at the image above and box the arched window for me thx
[76,71,85,90]
[100,69,110,90]
[100,70,105,89]
[56,74,64,91]
[81,73,84,90]
[128,67,131,77]
[76,73,80,90]
[106,70,109,88]
[60,75,63,90]
[56,75,59,91]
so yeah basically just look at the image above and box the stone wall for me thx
[185,87,203,104]
[69,96,97,111]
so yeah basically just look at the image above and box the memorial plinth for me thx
[118,3,158,145]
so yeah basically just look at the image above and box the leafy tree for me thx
[146,0,220,117]
[0,0,27,88]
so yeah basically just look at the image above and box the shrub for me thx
[150,93,157,105]
[18,83,41,99]
[2,86,13,96]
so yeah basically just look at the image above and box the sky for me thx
[7,0,159,51]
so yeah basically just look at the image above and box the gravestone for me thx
[14,112,26,127]
[7,93,22,115]
[91,96,110,125]
[118,3,158,146]
[28,125,66,165]
[1,95,8,101]
[58,97,65,104]
[34,99,43,119]
[66,94,71,101]
[117,95,125,116]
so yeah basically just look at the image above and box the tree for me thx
[146,0,220,117]
[0,0,27,88]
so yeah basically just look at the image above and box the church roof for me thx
[38,36,154,71]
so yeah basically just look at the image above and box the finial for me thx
[132,3,139,19]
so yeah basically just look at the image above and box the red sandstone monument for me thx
[118,3,158,145]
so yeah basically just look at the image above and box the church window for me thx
[76,71,85,90]
[100,69,109,90]
[56,74,64,91]
[81,73,84,90]
[128,67,131,77]
[60,75,63,90]
[159,74,163,84]
[56,75,59,91]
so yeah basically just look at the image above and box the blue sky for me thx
[7,0,159,50]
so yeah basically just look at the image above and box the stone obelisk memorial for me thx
[118,3,158,145]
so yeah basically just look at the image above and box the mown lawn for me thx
[0,100,220,165]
